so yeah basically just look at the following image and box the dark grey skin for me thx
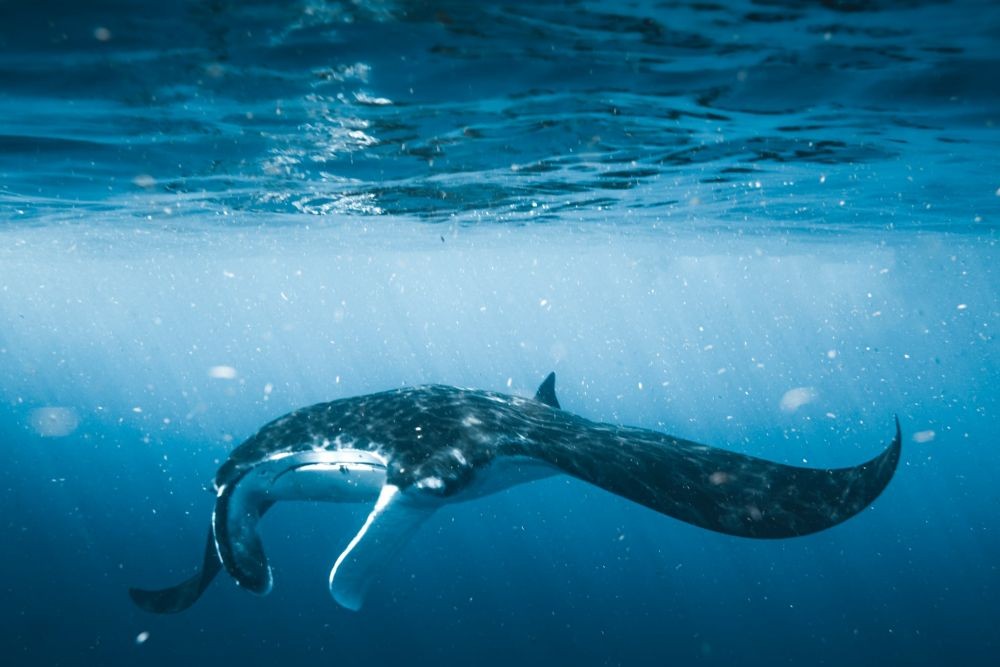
[130,373,901,614]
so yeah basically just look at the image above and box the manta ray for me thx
[130,373,901,613]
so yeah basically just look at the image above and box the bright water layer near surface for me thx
[0,1,998,666]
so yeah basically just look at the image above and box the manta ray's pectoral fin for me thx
[329,484,438,611]
[129,528,222,614]
[534,371,561,409]
[530,417,902,539]
[213,480,276,596]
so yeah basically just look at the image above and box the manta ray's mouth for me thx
[270,460,385,485]
[256,450,389,502]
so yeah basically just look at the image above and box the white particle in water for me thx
[28,407,79,437]
[208,365,237,380]
[779,387,817,413]
[135,631,150,645]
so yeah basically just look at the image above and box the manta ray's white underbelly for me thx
[219,448,560,610]
[451,455,559,502]
[240,449,389,503]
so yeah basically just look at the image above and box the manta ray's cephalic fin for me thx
[128,528,222,614]
[534,371,560,409]
[329,484,438,611]
[522,416,902,539]
[213,479,276,595]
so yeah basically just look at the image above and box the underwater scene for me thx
[1,1,998,665]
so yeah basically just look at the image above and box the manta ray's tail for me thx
[129,529,221,614]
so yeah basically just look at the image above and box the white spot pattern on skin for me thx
[451,448,468,466]
[462,415,483,427]
[416,476,444,490]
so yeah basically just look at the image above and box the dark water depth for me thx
[0,2,998,666]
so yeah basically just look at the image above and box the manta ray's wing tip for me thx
[327,484,437,612]
[886,414,903,467]
[328,572,364,612]
[128,586,160,612]
[128,582,199,615]
[128,528,224,614]
[890,413,903,462]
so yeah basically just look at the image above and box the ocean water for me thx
[1,1,998,665]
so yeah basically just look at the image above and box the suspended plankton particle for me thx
[912,430,935,443]
[28,407,80,437]
[779,387,818,413]
[135,631,150,645]
[208,365,238,380]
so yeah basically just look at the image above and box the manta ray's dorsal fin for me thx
[329,484,437,611]
[534,372,560,409]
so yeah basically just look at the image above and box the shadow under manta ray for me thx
[130,372,901,614]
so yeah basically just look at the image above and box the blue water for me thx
[1,1,998,665]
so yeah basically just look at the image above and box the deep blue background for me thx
[1,1,998,665]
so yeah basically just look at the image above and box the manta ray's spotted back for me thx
[130,372,901,614]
